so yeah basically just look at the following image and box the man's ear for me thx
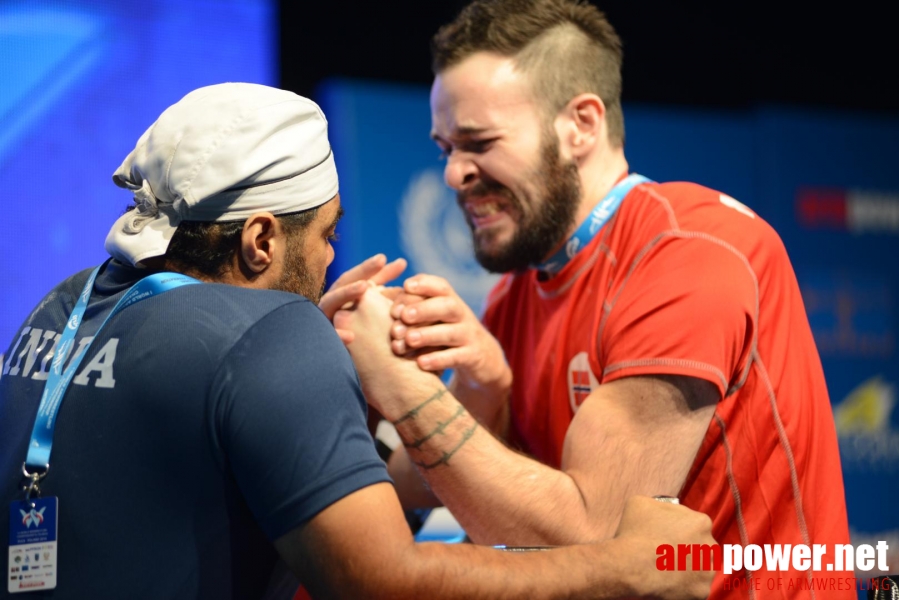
[555,93,605,160]
[240,212,280,274]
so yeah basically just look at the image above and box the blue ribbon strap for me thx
[25,269,200,472]
[534,173,652,275]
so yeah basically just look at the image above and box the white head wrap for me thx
[105,83,339,266]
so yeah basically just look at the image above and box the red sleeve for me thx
[598,232,757,398]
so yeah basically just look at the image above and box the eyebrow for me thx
[330,206,345,229]
[430,126,491,141]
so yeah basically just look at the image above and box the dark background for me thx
[281,1,899,114]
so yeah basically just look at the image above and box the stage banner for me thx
[756,109,899,579]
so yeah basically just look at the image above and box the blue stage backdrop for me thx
[319,79,899,577]
[0,0,276,348]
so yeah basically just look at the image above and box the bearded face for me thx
[274,231,327,302]
[459,132,581,273]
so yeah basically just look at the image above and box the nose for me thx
[444,153,478,191]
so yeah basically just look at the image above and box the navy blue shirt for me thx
[0,260,390,599]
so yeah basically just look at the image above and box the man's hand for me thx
[319,254,406,343]
[334,287,442,416]
[613,496,715,600]
[390,274,512,425]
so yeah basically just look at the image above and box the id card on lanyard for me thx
[8,266,198,594]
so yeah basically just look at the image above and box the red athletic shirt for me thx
[482,180,852,598]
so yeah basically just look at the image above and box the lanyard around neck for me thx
[533,173,652,275]
[23,267,200,476]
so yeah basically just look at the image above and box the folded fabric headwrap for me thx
[105,82,339,267]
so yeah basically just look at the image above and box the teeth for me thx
[470,202,499,217]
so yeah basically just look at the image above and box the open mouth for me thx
[462,195,514,228]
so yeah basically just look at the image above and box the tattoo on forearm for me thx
[404,404,466,450]
[391,388,447,425]
[392,388,479,470]
[414,421,479,470]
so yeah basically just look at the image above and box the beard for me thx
[273,233,326,303]
[461,134,581,274]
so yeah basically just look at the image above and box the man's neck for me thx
[533,148,629,278]
[141,256,271,289]
[141,256,218,285]
[570,147,629,238]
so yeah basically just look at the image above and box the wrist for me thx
[375,368,446,424]
[450,367,511,433]
[454,362,512,396]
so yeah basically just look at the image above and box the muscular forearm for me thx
[393,538,640,600]
[281,480,714,600]
[379,376,607,546]
[448,372,511,437]
[387,447,442,509]
[341,290,710,549]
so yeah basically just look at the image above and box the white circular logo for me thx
[568,351,599,413]
[399,169,501,312]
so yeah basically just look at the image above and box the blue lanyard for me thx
[533,173,652,275]
[24,267,200,474]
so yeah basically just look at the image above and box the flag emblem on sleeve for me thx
[567,352,599,413]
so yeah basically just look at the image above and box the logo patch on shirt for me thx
[567,352,599,413]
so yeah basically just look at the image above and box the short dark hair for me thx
[163,207,320,278]
[432,0,624,146]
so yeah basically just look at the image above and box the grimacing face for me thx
[463,132,580,273]
[430,53,582,273]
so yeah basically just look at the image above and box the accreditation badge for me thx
[8,497,57,593]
